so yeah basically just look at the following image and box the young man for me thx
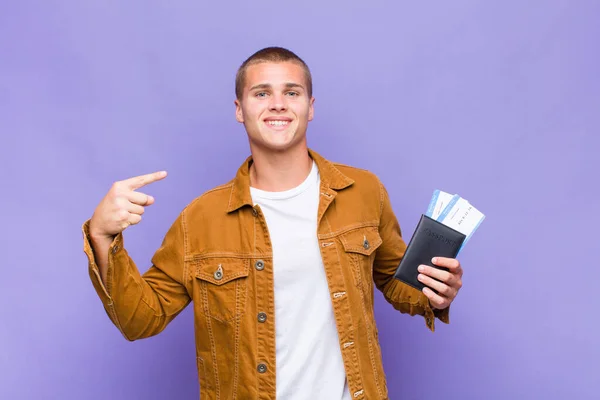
[83,47,463,400]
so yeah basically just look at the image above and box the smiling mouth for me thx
[265,120,290,127]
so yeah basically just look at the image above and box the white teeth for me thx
[267,120,289,126]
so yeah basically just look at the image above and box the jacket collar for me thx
[226,148,354,213]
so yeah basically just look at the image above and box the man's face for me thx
[235,61,314,153]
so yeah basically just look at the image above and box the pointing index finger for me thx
[125,171,168,190]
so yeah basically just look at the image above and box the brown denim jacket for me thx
[82,149,449,400]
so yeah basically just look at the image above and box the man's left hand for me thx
[417,257,463,310]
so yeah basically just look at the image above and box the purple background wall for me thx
[1,1,598,399]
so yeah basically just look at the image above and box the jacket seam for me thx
[325,213,365,396]
[186,252,273,262]
[378,180,384,220]
[331,162,371,173]
[202,281,221,398]
[354,251,384,398]
[228,180,235,210]
[253,211,259,398]
[182,209,189,289]
[203,182,233,196]
[125,259,167,317]
[232,280,242,399]
[139,297,165,317]
[107,303,131,341]
[106,250,130,340]
[318,221,379,239]
[182,183,233,215]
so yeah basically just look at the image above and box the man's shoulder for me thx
[182,179,235,215]
[330,160,382,187]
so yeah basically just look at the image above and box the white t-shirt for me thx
[250,161,351,400]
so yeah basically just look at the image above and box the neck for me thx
[249,143,313,192]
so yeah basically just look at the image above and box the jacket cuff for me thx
[434,305,450,324]
[423,300,450,332]
[82,219,122,302]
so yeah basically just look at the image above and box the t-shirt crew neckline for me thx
[250,161,318,201]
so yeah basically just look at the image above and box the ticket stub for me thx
[426,189,456,220]
[437,195,485,252]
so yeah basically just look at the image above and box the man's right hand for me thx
[87,171,167,284]
[89,171,168,239]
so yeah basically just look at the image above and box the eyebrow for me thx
[249,82,305,92]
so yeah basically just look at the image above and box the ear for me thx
[308,96,315,121]
[234,99,244,123]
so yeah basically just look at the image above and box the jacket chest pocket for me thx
[193,257,250,322]
[339,226,382,290]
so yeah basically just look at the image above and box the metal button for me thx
[363,239,370,250]
[257,312,267,323]
[252,208,258,217]
[214,264,223,281]
[112,245,119,254]
[257,363,267,373]
[255,260,265,271]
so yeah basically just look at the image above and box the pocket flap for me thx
[339,226,383,256]
[195,257,250,286]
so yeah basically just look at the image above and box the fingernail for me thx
[417,274,423,281]
[418,265,425,272]
[432,257,438,264]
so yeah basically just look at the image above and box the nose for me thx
[268,93,287,112]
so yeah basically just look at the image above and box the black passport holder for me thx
[393,214,466,291]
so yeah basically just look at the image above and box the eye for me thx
[255,92,268,98]
[286,91,299,97]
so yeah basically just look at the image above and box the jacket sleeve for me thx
[372,180,449,332]
[82,211,191,341]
